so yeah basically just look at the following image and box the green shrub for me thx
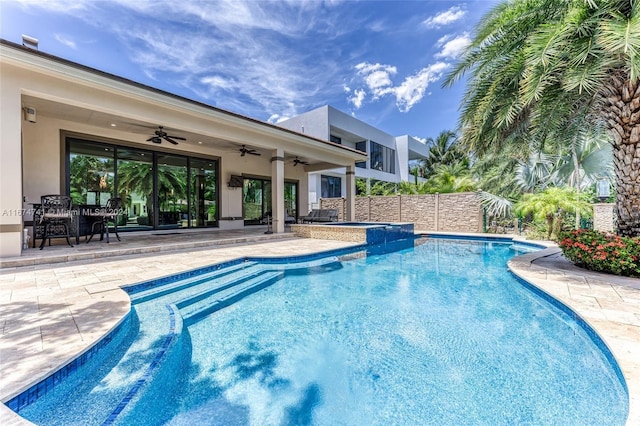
[558,229,640,277]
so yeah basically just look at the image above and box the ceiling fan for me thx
[146,126,186,145]
[293,157,310,166]
[239,145,261,156]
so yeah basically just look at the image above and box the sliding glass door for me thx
[189,159,217,227]
[157,154,188,229]
[243,177,298,225]
[68,138,219,231]
[117,147,155,230]
[243,178,271,225]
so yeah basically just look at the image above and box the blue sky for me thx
[1,0,499,142]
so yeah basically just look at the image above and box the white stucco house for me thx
[278,105,430,209]
[0,39,367,258]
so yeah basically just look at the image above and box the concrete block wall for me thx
[320,192,483,233]
[437,192,484,232]
[400,195,436,230]
[319,198,346,221]
[355,198,369,221]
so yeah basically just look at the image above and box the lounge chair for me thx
[301,209,338,223]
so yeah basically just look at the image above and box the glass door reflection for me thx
[189,159,217,227]
[157,154,188,229]
[117,148,155,230]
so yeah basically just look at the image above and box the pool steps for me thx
[130,261,260,304]
[173,264,267,309]
[180,270,285,325]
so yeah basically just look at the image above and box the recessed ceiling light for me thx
[198,141,203,145]
[110,123,117,127]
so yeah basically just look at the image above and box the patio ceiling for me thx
[21,94,359,170]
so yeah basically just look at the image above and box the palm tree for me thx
[421,130,468,178]
[425,163,478,193]
[445,0,640,236]
[514,187,592,240]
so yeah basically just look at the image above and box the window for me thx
[321,175,342,198]
[330,135,342,144]
[355,141,367,169]
[369,141,395,174]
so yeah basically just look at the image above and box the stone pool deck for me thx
[1,233,639,425]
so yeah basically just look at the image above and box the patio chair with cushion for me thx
[39,194,74,249]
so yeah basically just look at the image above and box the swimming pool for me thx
[12,237,629,425]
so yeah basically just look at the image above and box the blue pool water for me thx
[15,238,628,425]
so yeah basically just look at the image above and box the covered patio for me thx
[0,39,367,258]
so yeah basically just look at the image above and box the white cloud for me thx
[349,61,449,112]
[354,62,397,99]
[54,33,77,49]
[395,62,449,112]
[423,6,466,29]
[348,88,366,109]
[435,33,471,59]
[267,113,290,124]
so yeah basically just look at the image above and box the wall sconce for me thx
[23,107,37,123]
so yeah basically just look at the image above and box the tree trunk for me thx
[600,74,640,236]
[546,214,554,240]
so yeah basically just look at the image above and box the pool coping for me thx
[1,234,638,425]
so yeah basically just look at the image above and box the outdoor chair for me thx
[39,195,74,250]
[300,209,338,223]
[284,209,296,224]
[86,197,122,243]
[300,209,320,223]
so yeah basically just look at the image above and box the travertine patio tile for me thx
[573,308,608,321]
[565,294,600,308]
[596,299,640,314]
[598,309,640,326]
[613,286,640,302]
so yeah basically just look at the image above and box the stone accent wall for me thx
[593,203,615,233]
[320,192,483,233]
[290,223,366,242]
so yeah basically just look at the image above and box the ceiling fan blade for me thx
[146,136,155,142]
[164,136,179,145]
[167,135,186,141]
[248,150,260,156]
[150,136,162,144]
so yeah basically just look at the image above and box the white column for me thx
[0,81,24,257]
[345,165,356,221]
[270,148,285,233]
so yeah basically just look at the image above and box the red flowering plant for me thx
[558,229,640,277]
